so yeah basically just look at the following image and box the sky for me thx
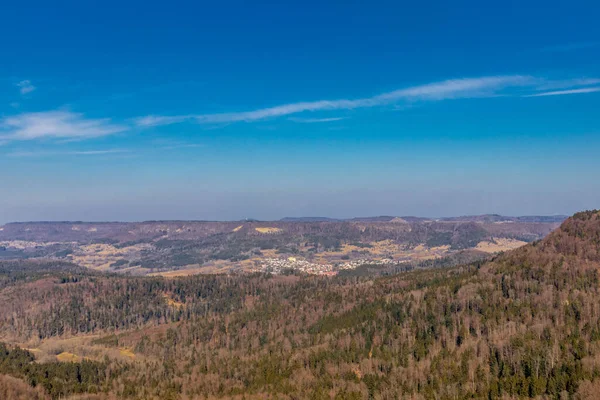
[1,0,599,222]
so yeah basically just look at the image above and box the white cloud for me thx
[288,117,346,123]
[0,111,127,141]
[9,74,597,142]
[135,75,537,127]
[370,76,534,102]
[134,115,191,127]
[16,80,36,95]
[524,87,600,97]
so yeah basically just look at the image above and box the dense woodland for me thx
[0,211,599,399]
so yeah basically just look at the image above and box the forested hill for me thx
[539,210,600,261]
[0,211,599,399]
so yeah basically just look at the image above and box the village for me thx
[251,256,408,275]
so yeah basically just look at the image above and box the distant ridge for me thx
[348,216,396,222]
[279,217,340,222]
[2,214,568,226]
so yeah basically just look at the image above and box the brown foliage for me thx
[0,374,48,400]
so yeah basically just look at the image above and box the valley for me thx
[0,215,563,277]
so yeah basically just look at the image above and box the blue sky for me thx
[1,0,599,222]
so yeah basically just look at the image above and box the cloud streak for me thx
[288,117,346,123]
[135,75,599,128]
[534,78,600,91]
[524,87,600,97]
[6,75,597,143]
[133,115,191,128]
[136,75,537,127]
[0,111,127,141]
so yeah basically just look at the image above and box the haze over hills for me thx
[280,215,568,223]
[1,214,568,224]
[0,210,598,399]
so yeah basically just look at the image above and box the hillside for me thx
[0,210,597,399]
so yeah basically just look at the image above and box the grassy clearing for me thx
[255,227,282,234]
[56,352,80,362]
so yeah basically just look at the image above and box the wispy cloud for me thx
[135,75,537,127]
[540,42,599,52]
[16,80,36,95]
[289,117,346,123]
[5,148,130,158]
[133,115,191,128]
[0,111,127,141]
[9,74,597,143]
[524,87,600,97]
[534,78,600,91]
